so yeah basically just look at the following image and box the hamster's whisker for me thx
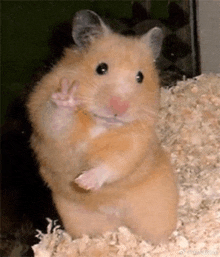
[84,79,99,90]
[78,97,93,105]
[136,107,157,123]
[142,107,157,117]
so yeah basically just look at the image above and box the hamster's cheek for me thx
[85,87,110,114]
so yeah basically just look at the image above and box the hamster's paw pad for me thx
[51,78,80,108]
[75,166,110,191]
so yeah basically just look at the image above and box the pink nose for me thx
[109,96,130,116]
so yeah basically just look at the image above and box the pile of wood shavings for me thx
[32,74,220,257]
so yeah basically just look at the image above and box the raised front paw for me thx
[51,78,80,110]
[75,165,110,191]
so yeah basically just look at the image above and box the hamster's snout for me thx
[109,96,130,116]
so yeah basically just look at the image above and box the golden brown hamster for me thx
[27,10,178,244]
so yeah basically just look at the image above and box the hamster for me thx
[27,10,178,244]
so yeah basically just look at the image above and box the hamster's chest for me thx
[90,125,107,138]
[89,116,124,139]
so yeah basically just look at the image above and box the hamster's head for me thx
[71,10,163,126]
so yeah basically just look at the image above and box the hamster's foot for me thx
[75,165,110,191]
[51,78,80,110]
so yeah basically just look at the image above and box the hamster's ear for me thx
[72,10,110,48]
[141,27,163,60]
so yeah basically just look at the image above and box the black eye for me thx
[96,63,108,75]
[136,71,144,83]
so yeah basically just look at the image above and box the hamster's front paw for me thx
[51,78,80,110]
[75,165,111,191]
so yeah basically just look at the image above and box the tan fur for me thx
[27,26,178,244]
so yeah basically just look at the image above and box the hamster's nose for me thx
[109,96,130,116]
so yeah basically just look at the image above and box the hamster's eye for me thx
[136,71,144,83]
[96,63,108,75]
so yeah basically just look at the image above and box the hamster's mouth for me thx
[93,113,125,125]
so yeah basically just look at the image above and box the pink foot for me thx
[51,78,80,110]
[75,166,110,191]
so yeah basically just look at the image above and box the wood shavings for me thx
[32,74,220,256]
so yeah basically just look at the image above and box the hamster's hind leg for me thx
[53,194,121,238]
[124,170,178,244]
